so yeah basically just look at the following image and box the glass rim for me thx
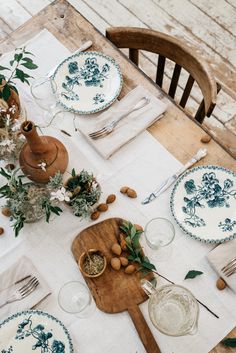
[58,280,91,314]
[30,76,57,102]
[144,217,175,247]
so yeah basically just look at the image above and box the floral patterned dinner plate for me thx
[53,51,123,114]
[0,310,74,353]
[170,165,236,243]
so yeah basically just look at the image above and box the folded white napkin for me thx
[0,256,51,320]
[77,85,167,159]
[207,239,236,292]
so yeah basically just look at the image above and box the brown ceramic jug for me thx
[19,120,69,184]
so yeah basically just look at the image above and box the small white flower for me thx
[0,139,16,152]
[5,114,11,127]
[38,162,47,172]
[50,187,70,202]
[11,119,21,132]
[9,105,16,114]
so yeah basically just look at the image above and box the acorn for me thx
[201,134,211,143]
[120,186,129,194]
[97,203,108,212]
[127,188,137,198]
[0,227,4,235]
[90,211,100,221]
[2,207,11,217]
[120,257,129,267]
[110,257,121,271]
[216,277,227,290]
[106,194,116,204]
[125,264,136,274]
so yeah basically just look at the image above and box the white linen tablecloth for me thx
[0,29,235,353]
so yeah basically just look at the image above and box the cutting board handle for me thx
[128,305,162,353]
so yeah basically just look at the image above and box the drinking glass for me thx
[144,217,175,261]
[30,76,59,126]
[58,281,96,318]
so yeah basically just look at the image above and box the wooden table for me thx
[0,0,235,351]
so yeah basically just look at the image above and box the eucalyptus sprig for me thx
[119,220,156,274]
[0,47,38,101]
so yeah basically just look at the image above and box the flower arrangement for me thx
[64,169,101,217]
[0,168,63,237]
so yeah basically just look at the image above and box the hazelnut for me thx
[125,264,136,274]
[120,186,129,194]
[201,134,211,143]
[110,257,121,271]
[216,277,227,290]
[134,224,143,232]
[90,211,100,221]
[0,227,4,235]
[111,243,122,256]
[106,194,116,204]
[2,207,11,217]
[120,257,129,266]
[127,188,137,198]
[97,203,108,212]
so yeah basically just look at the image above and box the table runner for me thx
[0,29,235,353]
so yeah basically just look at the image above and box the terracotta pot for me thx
[79,249,107,278]
[19,120,69,184]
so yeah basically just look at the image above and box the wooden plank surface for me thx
[0,1,235,351]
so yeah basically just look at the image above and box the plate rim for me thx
[0,309,74,353]
[170,164,236,244]
[53,51,123,114]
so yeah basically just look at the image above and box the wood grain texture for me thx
[71,217,161,353]
[0,1,235,350]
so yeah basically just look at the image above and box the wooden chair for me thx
[106,27,220,123]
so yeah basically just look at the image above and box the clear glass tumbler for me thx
[58,281,96,318]
[144,217,175,262]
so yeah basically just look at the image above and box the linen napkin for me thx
[0,256,51,320]
[207,239,236,292]
[77,85,167,159]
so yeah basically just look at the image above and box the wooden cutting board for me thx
[71,217,161,353]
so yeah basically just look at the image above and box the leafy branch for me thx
[119,220,156,274]
[0,47,38,101]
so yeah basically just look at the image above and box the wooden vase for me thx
[19,121,69,184]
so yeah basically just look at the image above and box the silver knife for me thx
[47,40,93,77]
[142,148,207,204]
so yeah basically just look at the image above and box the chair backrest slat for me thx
[156,55,166,88]
[129,48,139,66]
[179,75,194,108]
[168,64,181,98]
[106,27,218,123]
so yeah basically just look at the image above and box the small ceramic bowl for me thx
[78,249,107,278]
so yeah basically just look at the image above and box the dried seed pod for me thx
[2,207,11,217]
[127,188,137,198]
[125,264,136,274]
[110,257,121,271]
[106,194,116,204]
[216,277,227,290]
[90,211,100,221]
[120,257,129,267]
[201,134,211,143]
[111,243,122,256]
[120,186,129,194]
[134,224,143,232]
[0,227,4,235]
[97,203,108,212]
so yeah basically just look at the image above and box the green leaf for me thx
[0,65,10,71]
[10,60,14,66]
[132,233,141,248]
[0,167,11,179]
[141,261,156,271]
[130,225,137,239]
[11,85,18,94]
[185,270,203,280]
[21,59,38,70]
[15,68,32,83]
[2,84,11,101]
[14,53,23,62]
[222,338,236,347]
[72,168,76,177]
[23,51,35,56]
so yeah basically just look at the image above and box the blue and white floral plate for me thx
[0,310,74,353]
[170,165,236,243]
[53,51,123,114]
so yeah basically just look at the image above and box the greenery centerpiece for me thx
[64,169,101,217]
[0,168,63,237]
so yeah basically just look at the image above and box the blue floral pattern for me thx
[182,172,236,228]
[0,310,73,353]
[93,93,105,104]
[61,57,110,101]
[219,218,236,232]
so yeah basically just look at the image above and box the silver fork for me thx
[89,96,150,140]
[0,276,39,308]
[221,257,236,277]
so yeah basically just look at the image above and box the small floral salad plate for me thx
[53,51,123,114]
[0,310,73,353]
[170,165,236,243]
